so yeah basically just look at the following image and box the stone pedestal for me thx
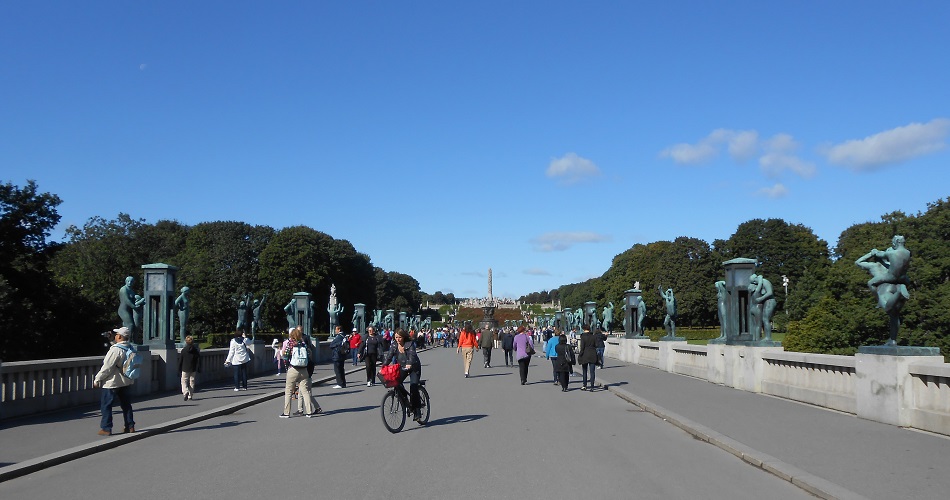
[658,339,687,372]
[720,345,784,392]
[147,345,177,394]
[248,340,266,375]
[855,348,944,426]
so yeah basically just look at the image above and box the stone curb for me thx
[0,365,366,483]
[599,375,870,500]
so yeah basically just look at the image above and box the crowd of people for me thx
[94,319,608,435]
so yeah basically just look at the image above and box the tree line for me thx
[3,179,948,360]
[523,199,950,358]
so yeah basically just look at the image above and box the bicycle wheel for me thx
[416,386,430,425]
[381,391,406,433]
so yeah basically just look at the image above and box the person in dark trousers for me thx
[479,328,496,368]
[329,326,348,389]
[502,328,515,366]
[554,334,574,391]
[595,328,607,368]
[513,326,534,385]
[384,329,424,422]
[360,327,382,386]
[577,324,598,390]
[93,327,136,435]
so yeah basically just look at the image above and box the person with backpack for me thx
[93,326,137,436]
[329,325,348,389]
[279,326,320,418]
[554,334,575,392]
[360,327,382,386]
[225,330,252,391]
[577,324,598,391]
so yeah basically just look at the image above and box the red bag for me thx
[379,363,401,388]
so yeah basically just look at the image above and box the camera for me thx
[100,330,115,348]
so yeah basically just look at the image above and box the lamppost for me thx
[782,275,790,315]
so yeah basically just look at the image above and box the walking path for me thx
[3,349,949,500]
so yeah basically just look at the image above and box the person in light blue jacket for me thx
[544,331,559,385]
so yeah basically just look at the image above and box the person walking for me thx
[479,327,496,368]
[544,331,559,385]
[513,326,535,385]
[178,334,201,401]
[329,326,348,389]
[93,327,136,435]
[280,327,320,418]
[554,334,575,392]
[360,327,382,386]
[349,328,362,366]
[501,328,515,366]
[225,330,252,391]
[595,328,607,368]
[457,325,478,378]
[577,324,598,391]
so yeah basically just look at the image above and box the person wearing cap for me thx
[93,327,136,436]
[349,327,362,366]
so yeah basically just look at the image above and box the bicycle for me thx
[379,377,430,433]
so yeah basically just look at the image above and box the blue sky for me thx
[3,2,949,300]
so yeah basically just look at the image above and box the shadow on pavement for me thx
[167,419,256,434]
[321,405,377,416]
[420,414,487,428]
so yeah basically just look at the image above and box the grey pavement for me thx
[1,348,947,500]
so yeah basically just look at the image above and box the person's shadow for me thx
[408,414,487,429]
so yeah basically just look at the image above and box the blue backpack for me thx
[114,344,143,380]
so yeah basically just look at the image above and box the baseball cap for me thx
[113,327,131,339]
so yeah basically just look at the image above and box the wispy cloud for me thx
[823,118,950,171]
[759,134,816,178]
[524,268,551,276]
[756,183,788,198]
[659,129,759,164]
[546,153,601,184]
[530,232,611,252]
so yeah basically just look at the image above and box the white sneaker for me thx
[332,385,342,389]
[367,381,372,387]
[233,388,239,392]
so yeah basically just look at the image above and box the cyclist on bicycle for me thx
[384,329,423,422]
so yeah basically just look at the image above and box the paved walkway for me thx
[2,351,949,499]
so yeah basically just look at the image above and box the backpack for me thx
[114,344,143,380]
[336,335,350,357]
[562,345,576,365]
[290,341,310,367]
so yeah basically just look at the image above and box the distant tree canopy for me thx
[3,178,948,360]
[521,200,950,358]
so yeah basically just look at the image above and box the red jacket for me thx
[349,333,362,349]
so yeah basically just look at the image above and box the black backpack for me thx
[336,335,350,357]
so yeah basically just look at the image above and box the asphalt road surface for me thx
[0,348,813,500]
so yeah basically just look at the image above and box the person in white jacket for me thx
[225,330,252,391]
[94,327,136,436]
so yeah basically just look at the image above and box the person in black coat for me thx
[178,335,201,401]
[329,326,348,389]
[553,334,574,392]
[501,329,515,366]
[577,324,599,391]
[595,328,607,368]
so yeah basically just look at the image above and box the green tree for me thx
[0,180,63,360]
[176,221,273,335]
[715,218,830,316]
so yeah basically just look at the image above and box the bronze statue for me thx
[117,276,137,331]
[174,286,190,340]
[856,235,911,345]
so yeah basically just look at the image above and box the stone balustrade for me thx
[604,337,949,436]
[1,340,331,421]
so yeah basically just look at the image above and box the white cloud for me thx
[546,153,601,184]
[823,118,950,171]
[756,183,788,198]
[660,129,759,164]
[530,232,611,252]
[524,268,551,276]
[759,134,816,178]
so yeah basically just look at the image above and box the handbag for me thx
[523,336,535,356]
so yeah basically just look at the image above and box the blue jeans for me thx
[351,347,359,365]
[596,347,605,367]
[233,362,248,389]
[582,362,596,388]
[100,386,134,432]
